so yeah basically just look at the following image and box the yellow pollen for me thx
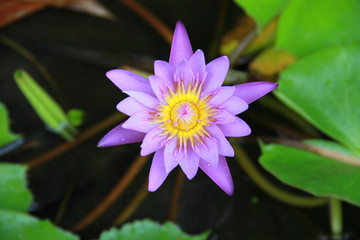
[150,80,216,150]
[171,101,198,131]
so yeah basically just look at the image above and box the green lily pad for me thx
[0,163,32,212]
[234,0,290,30]
[99,219,210,240]
[259,141,360,206]
[0,209,79,240]
[0,102,22,147]
[276,0,360,56]
[276,43,360,152]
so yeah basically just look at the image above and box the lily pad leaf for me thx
[99,219,210,240]
[0,102,22,147]
[276,43,360,152]
[0,163,32,212]
[234,0,290,30]
[0,209,79,240]
[276,0,360,57]
[259,142,360,206]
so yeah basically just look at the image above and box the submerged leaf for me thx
[99,219,210,240]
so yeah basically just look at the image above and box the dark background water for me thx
[1,0,359,239]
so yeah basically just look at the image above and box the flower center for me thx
[150,79,216,150]
[171,101,199,131]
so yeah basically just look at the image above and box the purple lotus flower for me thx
[98,21,278,195]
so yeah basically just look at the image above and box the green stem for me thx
[231,140,327,208]
[329,198,343,237]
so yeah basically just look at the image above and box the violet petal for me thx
[233,82,279,104]
[106,69,154,96]
[199,156,234,196]
[181,62,195,88]
[148,148,168,192]
[214,109,237,125]
[194,137,219,166]
[218,116,251,137]
[187,49,206,78]
[123,90,160,109]
[174,60,186,81]
[140,127,167,156]
[169,21,193,66]
[206,125,234,157]
[149,75,174,104]
[163,138,180,173]
[97,123,145,147]
[122,111,154,133]
[154,60,175,81]
[179,148,199,180]
[203,56,229,93]
[116,97,150,116]
[207,86,235,107]
[220,96,248,115]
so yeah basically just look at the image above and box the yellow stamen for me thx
[150,79,216,151]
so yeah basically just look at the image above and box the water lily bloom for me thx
[98,21,278,195]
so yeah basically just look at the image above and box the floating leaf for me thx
[259,141,360,206]
[14,69,77,141]
[234,0,290,30]
[276,0,360,56]
[0,102,22,147]
[0,209,79,240]
[276,43,360,152]
[0,163,32,212]
[99,219,210,240]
